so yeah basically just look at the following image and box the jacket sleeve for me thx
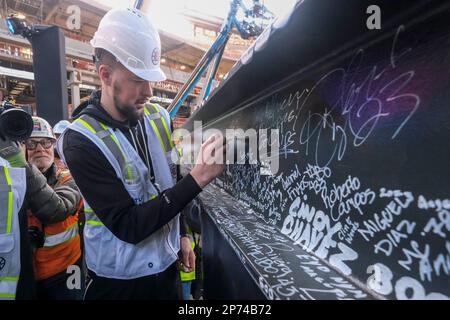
[25,164,81,225]
[62,129,202,245]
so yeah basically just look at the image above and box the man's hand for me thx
[0,137,27,167]
[179,236,195,273]
[190,134,226,188]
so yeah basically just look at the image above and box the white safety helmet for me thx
[30,116,55,140]
[53,120,71,135]
[90,8,166,82]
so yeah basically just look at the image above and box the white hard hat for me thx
[30,116,55,140]
[91,8,166,82]
[53,120,71,135]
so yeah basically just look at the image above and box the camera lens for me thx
[0,108,33,141]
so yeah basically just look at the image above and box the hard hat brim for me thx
[128,66,167,82]
[30,133,56,140]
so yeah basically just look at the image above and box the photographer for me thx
[0,110,81,300]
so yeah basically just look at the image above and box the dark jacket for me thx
[16,203,36,300]
[26,163,81,225]
[61,91,201,245]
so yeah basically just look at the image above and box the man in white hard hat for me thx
[25,117,83,300]
[53,120,71,139]
[58,8,225,299]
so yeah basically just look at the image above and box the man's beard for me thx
[113,81,144,123]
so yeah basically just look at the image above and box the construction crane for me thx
[164,0,274,118]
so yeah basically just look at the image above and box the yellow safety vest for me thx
[0,160,26,300]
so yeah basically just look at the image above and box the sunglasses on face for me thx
[25,139,55,150]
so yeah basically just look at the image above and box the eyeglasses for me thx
[25,139,55,150]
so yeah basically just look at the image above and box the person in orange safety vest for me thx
[25,116,83,300]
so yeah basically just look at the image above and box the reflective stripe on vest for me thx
[43,222,79,248]
[84,208,104,226]
[58,103,180,279]
[0,166,13,235]
[142,103,178,191]
[74,117,129,180]
[0,279,18,299]
[0,160,26,300]
[144,104,174,153]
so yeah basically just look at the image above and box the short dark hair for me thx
[93,48,118,71]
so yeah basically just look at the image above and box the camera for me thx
[0,101,34,141]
